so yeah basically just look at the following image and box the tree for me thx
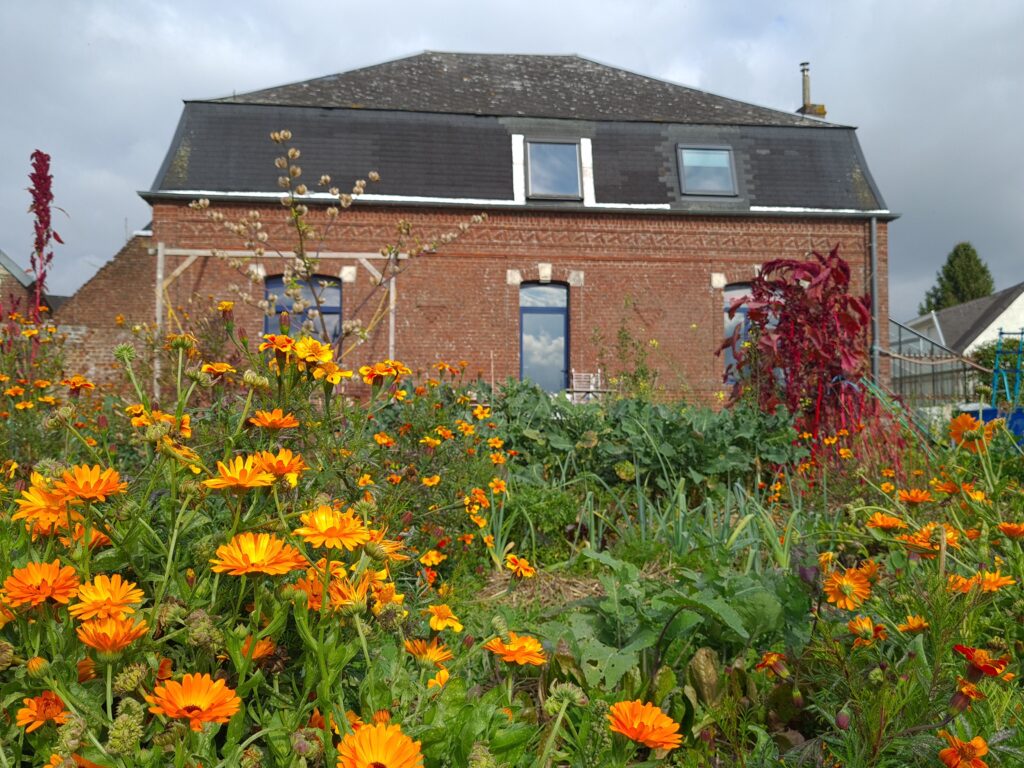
[918,242,994,315]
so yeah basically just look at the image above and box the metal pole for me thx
[154,241,165,401]
[869,217,879,382]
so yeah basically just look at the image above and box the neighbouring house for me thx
[0,247,36,312]
[56,52,892,401]
[902,282,1024,355]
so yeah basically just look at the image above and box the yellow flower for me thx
[294,505,370,551]
[424,604,463,632]
[421,475,441,487]
[203,456,275,492]
[427,668,449,688]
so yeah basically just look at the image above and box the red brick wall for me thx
[61,203,890,402]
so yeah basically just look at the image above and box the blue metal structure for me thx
[990,329,1024,410]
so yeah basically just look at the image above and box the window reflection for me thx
[520,283,568,392]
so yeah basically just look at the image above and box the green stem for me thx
[353,614,372,667]
[106,662,114,721]
[538,699,570,768]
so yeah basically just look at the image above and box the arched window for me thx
[520,283,569,392]
[264,274,342,341]
[723,283,751,382]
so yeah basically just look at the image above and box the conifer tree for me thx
[918,242,994,315]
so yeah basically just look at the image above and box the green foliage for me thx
[918,241,995,314]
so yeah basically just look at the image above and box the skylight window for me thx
[678,147,737,196]
[526,141,582,199]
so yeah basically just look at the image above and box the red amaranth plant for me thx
[28,150,62,322]
[723,245,872,436]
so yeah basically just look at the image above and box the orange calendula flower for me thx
[76,616,149,657]
[505,553,536,578]
[483,631,547,666]
[897,522,960,559]
[145,673,241,732]
[254,448,308,488]
[210,533,307,576]
[16,691,69,732]
[822,568,871,611]
[954,645,1010,681]
[12,473,82,532]
[424,604,463,632]
[997,521,1024,539]
[897,615,930,634]
[203,455,276,492]
[937,729,989,768]
[897,488,933,505]
[404,637,454,667]
[69,574,145,621]
[607,700,683,751]
[4,559,79,607]
[248,408,300,429]
[976,570,1016,592]
[54,464,127,503]
[295,505,370,550]
[865,512,907,531]
[948,413,997,454]
[336,722,424,768]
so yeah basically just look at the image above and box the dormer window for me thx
[526,141,582,199]
[678,146,737,196]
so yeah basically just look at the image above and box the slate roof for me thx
[214,52,837,128]
[0,247,33,288]
[146,52,889,215]
[931,282,1024,353]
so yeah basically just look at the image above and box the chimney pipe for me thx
[796,62,826,118]
[800,62,811,110]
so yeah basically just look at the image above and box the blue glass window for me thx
[520,283,569,392]
[527,142,582,199]
[679,147,737,196]
[264,274,342,341]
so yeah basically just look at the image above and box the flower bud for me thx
[26,656,49,678]
[836,709,851,730]
[0,641,14,672]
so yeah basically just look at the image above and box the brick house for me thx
[58,52,892,401]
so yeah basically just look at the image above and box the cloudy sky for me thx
[2,1,1023,321]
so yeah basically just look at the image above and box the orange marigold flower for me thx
[294,505,370,550]
[16,691,69,732]
[865,512,907,531]
[424,604,463,632]
[754,651,790,678]
[954,645,1010,681]
[200,362,236,377]
[897,488,933,505]
[54,464,127,503]
[937,729,989,768]
[947,574,978,594]
[293,337,334,365]
[897,615,930,634]
[950,678,987,713]
[505,553,536,578]
[145,673,241,732]
[489,478,507,494]
[880,481,895,494]
[248,408,300,429]
[69,574,145,621]
[848,615,887,648]
[484,631,547,666]
[404,637,454,667]
[203,455,276,492]
[336,722,423,768]
[3,559,79,607]
[822,568,871,611]
[210,533,307,576]
[254,448,308,488]
[421,475,441,487]
[419,550,447,567]
[607,699,683,751]
[259,333,295,355]
[61,375,95,394]
[427,667,449,688]
[997,521,1024,539]
[313,361,353,385]
[76,616,149,657]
